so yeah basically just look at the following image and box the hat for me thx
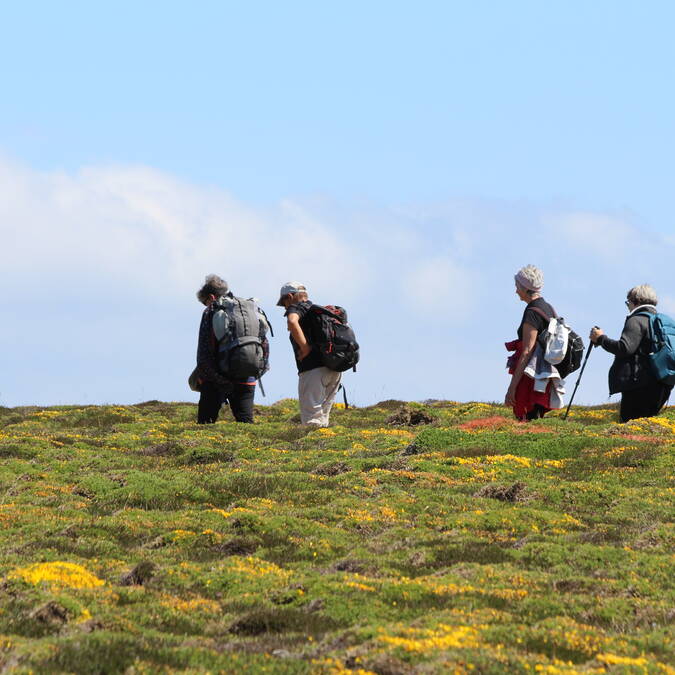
[276,281,307,306]
[514,265,544,293]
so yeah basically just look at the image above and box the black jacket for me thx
[598,306,656,395]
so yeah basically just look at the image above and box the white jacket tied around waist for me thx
[524,344,566,409]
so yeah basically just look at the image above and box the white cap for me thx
[276,281,307,306]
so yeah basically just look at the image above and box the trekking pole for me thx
[562,330,598,420]
[340,384,349,410]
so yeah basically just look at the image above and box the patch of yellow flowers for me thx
[378,623,483,652]
[229,556,292,581]
[8,562,105,590]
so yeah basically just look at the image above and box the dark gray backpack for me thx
[212,295,271,381]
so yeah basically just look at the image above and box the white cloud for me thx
[0,159,370,305]
[1,156,674,407]
[403,257,475,313]
[542,210,648,262]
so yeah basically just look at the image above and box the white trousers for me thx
[298,367,342,427]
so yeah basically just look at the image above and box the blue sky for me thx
[1,1,674,408]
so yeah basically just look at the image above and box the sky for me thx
[1,1,674,408]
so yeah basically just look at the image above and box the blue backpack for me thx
[636,312,675,385]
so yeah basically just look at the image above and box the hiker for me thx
[277,282,342,427]
[192,274,269,424]
[590,284,673,423]
[505,265,565,421]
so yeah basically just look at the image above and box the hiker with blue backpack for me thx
[590,284,674,423]
[190,274,270,424]
[277,281,359,427]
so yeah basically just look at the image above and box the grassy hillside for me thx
[0,400,673,674]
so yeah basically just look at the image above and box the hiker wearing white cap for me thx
[505,265,558,420]
[277,282,342,427]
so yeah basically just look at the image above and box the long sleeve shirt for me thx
[597,306,654,356]
[195,307,232,390]
[597,305,656,394]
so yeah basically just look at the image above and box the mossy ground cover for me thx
[0,400,673,674]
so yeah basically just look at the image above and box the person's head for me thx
[514,264,544,302]
[276,281,308,309]
[196,274,229,306]
[626,284,658,310]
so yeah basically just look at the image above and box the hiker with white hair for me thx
[590,284,673,422]
[505,265,565,420]
[191,274,270,424]
[277,282,349,427]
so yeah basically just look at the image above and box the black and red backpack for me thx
[309,304,360,372]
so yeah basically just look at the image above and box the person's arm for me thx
[287,313,312,360]
[196,311,232,388]
[505,322,538,406]
[591,317,645,356]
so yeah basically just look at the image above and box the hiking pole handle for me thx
[590,326,601,346]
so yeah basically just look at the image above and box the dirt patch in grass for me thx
[474,481,530,502]
[216,536,260,556]
[228,607,341,636]
[139,441,185,457]
[400,442,420,456]
[184,447,235,464]
[312,461,351,476]
[119,561,157,586]
[444,445,490,459]
[333,559,367,574]
[29,601,69,628]
[430,540,513,566]
[386,406,435,426]
[365,457,410,472]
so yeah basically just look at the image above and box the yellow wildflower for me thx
[9,562,105,590]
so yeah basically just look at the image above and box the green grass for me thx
[0,400,673,674]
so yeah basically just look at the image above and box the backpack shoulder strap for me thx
[632,312,660,352]
[257,306,274,337]
[528,306,556,322]
[632,311,656,332]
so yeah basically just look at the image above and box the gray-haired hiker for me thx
[590,284,673,422]
[191,274,270,424]
[277,282,344,427]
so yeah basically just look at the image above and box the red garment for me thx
[505,339,552,421]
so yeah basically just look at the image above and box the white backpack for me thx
[542,317,570,365]
[530,305,585,379]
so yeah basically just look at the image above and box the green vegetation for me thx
[0,400,673,674]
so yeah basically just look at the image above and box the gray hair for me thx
[196,274,229,304]
[514,264,544,294]
[627,284,658,307]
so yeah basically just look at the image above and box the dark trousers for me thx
[526,404,547,421]
[620,381,672,423]
[197,382,255,424]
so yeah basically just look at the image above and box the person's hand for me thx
[297,343,312,361]
[589,327,604,344]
